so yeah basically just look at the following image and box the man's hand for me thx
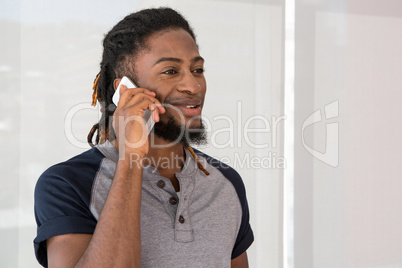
[113,84,165,158]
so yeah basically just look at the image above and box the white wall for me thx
[3,0,401,267]
[294,1,402,268]
[0,0,284,267]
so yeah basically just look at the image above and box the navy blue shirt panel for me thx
[34,148,103,267]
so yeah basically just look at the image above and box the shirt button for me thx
[157,180,165,188]
[178,215,185,224]
[169,197,178,205]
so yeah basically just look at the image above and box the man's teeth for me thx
[185,105,197,109]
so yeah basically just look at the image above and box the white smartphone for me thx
[112,76,155,135]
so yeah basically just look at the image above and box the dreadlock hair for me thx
[87,7,197,147]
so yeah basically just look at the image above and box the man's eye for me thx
[162,69,177,74]
[193,68,204,74]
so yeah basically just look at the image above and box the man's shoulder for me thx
[192,148,246,193]
[38,147,105,185]
[192,148,238,171]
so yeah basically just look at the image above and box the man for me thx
[34,7,253,267]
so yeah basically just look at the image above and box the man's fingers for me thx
[120,93,161,112]
[116,87,166,116]
[149,103,163,122]
[119,84,127,94]
[119,84,154,95]
[121,98,158,117]
[118,87,156,106]
[113,87,166,125]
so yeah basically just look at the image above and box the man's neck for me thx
[146,133,185,191]
[146,133,186,171]
[110,133,186,191]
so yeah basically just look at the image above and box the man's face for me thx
[134,29,207,132]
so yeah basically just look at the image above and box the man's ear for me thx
[113,78,122,91]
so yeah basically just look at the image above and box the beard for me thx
[153,115,207,147]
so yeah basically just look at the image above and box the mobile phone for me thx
[112,76,155,135]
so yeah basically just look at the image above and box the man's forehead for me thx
[146,29,198,51]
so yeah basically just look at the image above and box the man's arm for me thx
[46,86,164,267]
[231,251,249,268]
[47,160,143,268]
[47,234,92,267]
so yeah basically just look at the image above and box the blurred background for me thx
[1,0,402,267]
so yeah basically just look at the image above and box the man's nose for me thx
[176,71,201,94]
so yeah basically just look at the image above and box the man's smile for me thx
[164,97,203,117]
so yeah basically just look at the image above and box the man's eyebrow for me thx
[153,56,205,66]
[153,57,182,66]
[192,56,205,63]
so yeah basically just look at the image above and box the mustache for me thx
[164,96,203,107]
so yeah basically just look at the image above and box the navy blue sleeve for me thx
[193,149,254,259]
[34,148,103,267]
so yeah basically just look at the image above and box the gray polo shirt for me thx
[34,141,254,267]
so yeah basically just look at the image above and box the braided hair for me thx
[88,7,197,147]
